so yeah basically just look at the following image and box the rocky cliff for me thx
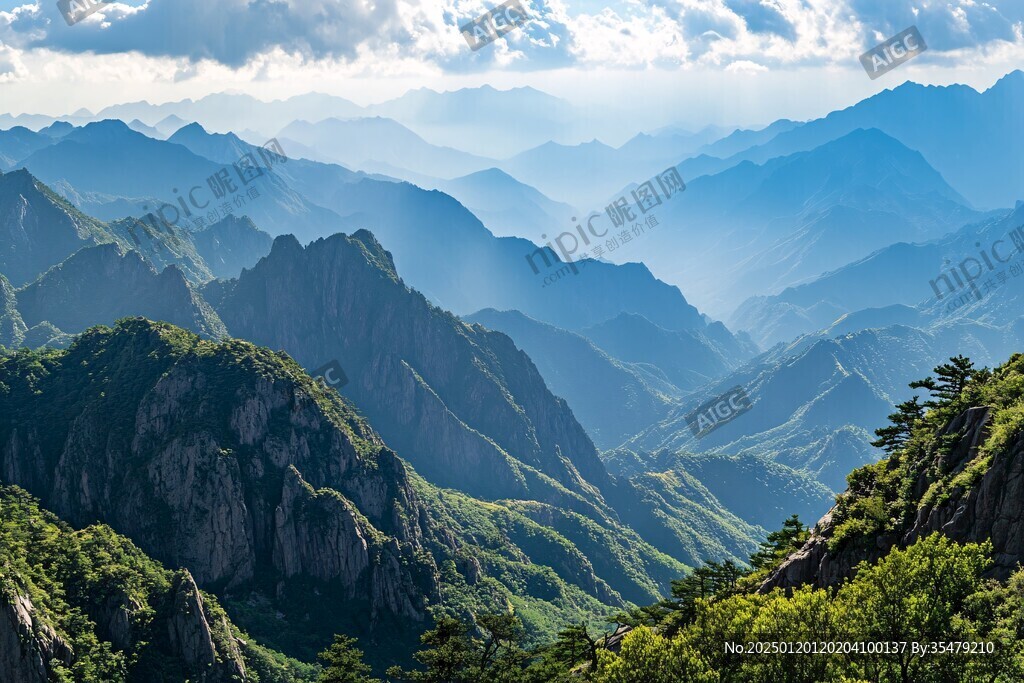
[0,318,686,667]
[762,355,1024,591]
[0,319,438,636]
[208,232,612,515]
[0,485,308,683]
[16,243,226,339]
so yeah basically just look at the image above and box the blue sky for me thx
[1,1,1022,128]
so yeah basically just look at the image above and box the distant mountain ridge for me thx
[679,71,1024,209]
[618,128,984,317]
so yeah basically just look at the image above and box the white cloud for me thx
[0,0,1021,117]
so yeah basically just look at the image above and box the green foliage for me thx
[910,354,977,408]
[595,627,718,683]
[590,535,1024,682]
[748,515,809,575]
[829,355,1012,552]
[0,484,316,682]
[387,613,532,683]
[871,396,925,453]
[317,635,379,683]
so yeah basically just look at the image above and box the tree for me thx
[387,616,475,683]
[749,515,809,572]
[476,612,528,682]
[542,622,600,673]
[871,396,925,453]
[317,635,379,683]
[655,560,745,636]
[388,613,529,683]
[595,626,718,683]
[910,355,975,407]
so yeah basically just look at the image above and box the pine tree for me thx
[909,355,975,407]
[387,616,475,682]
[317,634,380,683]
[871,396,925,453]
[749,514,809,571]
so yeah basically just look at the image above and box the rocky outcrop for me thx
[16,243,226,339]
[273,466,371,584]
[0,588,72,683]
[0,272,26,348]
[208,231,613,516]
[167,571,247,682]
[761,404,1024,591]
[0,319,438,633]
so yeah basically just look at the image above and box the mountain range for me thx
[3,70,1024,679]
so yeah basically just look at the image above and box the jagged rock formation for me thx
[0,589,72,683]
[206,231,762,577]
[0,318,691,668]
[0,319,438,629]
[762,381,1024,591]
[0,485,310,682]
[167,571,247,682]
[191,215,273,279]
[208,231,611,513]
[16,243,226,339]
[0,272,26,348]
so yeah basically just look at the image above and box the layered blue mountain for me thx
[0,126,54,167]
[11,120,342,242]
[0,168,213,287]
[464,308,679,449]
[365,85,579,159]
[190,214,274,279]
[580,312,746,392]
[3,123,752,372]
[279,117,496,180]
[734,202,1024,346]
[430,167,576,239]
[623,128,983,317]
[205,231,761,570]
[679,71,1024,209]
[15,243,226,339]
[98,92,364,139]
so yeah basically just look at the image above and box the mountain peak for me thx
[269,233,303,258]
[174,121,209,136]
[0,167,39,190]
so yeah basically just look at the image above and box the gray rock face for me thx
[0,320,437,631]
[761,405,1024,591]
[0,588,72,683]
[167,571,247,682]
[209,232,613,517]
[15,243,227,339]
[0,272,26,348]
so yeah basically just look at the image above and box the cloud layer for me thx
[0,0,1021,80]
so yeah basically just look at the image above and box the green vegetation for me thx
[353,353,1024,682]
[0,319,685,673]
[830,354,1005,550]
[366,532,1024,682]
[316,635,379,683]
[0,484,317,682]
